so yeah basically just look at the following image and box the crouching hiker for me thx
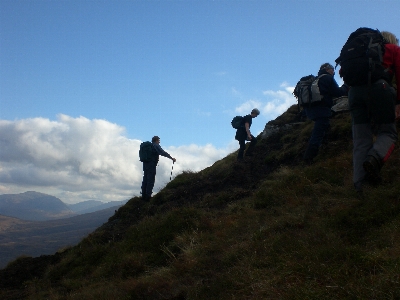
[235,108,260,162]
[139,136,176,201]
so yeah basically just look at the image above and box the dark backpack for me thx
[293,74,326,107]
[335,27,387,86]
[231,116,244,129]
[139,141,156,162]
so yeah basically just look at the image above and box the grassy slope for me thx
[1,105,400,300]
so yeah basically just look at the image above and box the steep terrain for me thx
[1,105,400,299]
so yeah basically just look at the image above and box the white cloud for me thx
[234,83,296,120]
[0,84,297,204]
[215,71,227,76]
[235,99,263,115]
[231,87,242,97]
[0,115,233,203]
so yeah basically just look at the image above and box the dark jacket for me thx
[316,69,348,108]
[152,143,172,162]
[235,114,252,141]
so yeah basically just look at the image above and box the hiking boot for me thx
[354,180,363,192]
[363,156,382,184]
[364,172,382,186]
[303,144,319,163]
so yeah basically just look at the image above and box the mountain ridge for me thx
[68,199,128,214]
[0,191,75,221]
[0,191,129,221]
[1,105,399,299]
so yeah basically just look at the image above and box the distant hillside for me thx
[0,205,122,269]
[1,105,399,299]
[67,200,104,213]
[0,215,30,232]
[68,199,128,214]
[0,191,75,221]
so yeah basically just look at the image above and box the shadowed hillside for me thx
[1,105,400,299]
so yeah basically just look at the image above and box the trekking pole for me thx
[170,161,174,181]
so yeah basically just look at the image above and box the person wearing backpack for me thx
[345,30,400,192]
[140,136,176,201]
[235,108,260,162]
[303,63,349,163]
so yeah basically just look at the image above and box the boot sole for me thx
[363,161,381,183]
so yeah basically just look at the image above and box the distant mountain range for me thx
[0,191,128,221]
[0,191,128,268]
[0,206,123,269]
[0,191,75,221]
[67,199,128,214]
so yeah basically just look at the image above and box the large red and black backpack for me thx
[335,28,387,86]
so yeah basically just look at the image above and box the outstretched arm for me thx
[154,144,174,160]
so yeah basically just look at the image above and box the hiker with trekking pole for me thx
[139,136,176,201]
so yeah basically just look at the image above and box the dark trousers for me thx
[237,135,257,160]
[141,160,157,198]
[305,106,332,147]
[303,106,332,161]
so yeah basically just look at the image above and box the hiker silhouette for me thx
[140,136,176,201]
[346,30,400,192]
[303,63,348,164]
[235,108,260,162]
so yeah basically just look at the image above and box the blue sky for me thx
[1,0,399,203]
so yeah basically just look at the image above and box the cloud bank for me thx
[0,84,294,204]
[0,115,233,203]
